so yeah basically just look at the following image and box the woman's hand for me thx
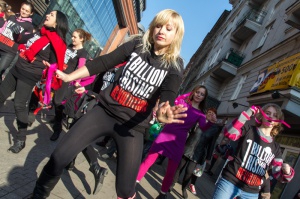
[250,105,259,116]
[56,70,70,82]
[156,101,187,124]
[282,163,291,175]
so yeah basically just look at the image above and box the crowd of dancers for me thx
[0,2,296,199]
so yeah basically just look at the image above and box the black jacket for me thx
[184,124,223,164]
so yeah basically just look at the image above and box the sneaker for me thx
[8,140,25,153]
[189,184,197,195]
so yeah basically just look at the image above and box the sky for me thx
[140,1,232,67]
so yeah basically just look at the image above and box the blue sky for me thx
[140,1,232,67]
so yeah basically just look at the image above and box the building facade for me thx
[181,0,300,198]
[7,0,146,58]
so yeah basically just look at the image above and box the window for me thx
[209,47,222,66]
[230,75,247,100]
[257,23,274,48]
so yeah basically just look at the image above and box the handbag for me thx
[193,161,206,177]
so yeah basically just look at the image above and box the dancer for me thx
[31,9,187,199]
[50,28,94,141]
[136,85,217,199]
[172,108,226,198]
[0,10,68,153]
[212,103,295,199]
[0,1,34,83]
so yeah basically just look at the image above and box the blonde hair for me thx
[255,103,284,137]
[141,9,184,70]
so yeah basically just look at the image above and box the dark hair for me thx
[21,1,34,14]
[54,10,68,43]
[187,85,208,112]
[74,28,91,44]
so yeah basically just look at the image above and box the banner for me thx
[250,52,300,94]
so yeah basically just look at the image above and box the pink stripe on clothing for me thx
[77,75,96,87]
[43,63,57,105]
[73,57,87,84]
[137,152,159,181]
[232,118,245,130]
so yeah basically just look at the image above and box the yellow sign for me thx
[250,52,300,94]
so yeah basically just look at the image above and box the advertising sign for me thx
[250,53,300,94]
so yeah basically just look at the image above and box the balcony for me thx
[285,1,300,30]
[212,49,245,78]
[232,9,267,43]
[251,0,266,6]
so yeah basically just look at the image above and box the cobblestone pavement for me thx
[0,97,216,199]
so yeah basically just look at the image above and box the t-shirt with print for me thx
[11,31,56,86]
[0,15,33,54]
[64,45,88,74]
[86,37,183,133]
[222,125,282,193]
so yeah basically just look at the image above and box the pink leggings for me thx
[137,152,179,193]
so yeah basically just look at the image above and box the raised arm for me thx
[224,108,254,141]
[56,37,139,83]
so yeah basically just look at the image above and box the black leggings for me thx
[43,105,144,198]
[0,72,34,140]
[173,156,198,189]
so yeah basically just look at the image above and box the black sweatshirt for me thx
[86,37,183,133]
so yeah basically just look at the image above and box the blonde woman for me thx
[31,9,186,199]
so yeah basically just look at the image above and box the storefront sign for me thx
[250,52,300,94]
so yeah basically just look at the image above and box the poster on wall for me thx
[250,52,300,94]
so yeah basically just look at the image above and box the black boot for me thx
[31,170,60,199]
[50,131,61,141]
[50,120,62,141]
[50,105,63,141]
[89,162,108,195]
[155,192,167,199]
[7,140,25,153]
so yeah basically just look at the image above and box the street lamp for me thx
[271,90,289,99]
[232,102,248,109]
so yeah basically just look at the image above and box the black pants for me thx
[173,156,198,189]
[43,105,144,198]
[0,72,34,140]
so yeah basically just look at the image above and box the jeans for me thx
[213,177,259,199]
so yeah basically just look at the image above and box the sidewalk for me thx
[0,97,217,199]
